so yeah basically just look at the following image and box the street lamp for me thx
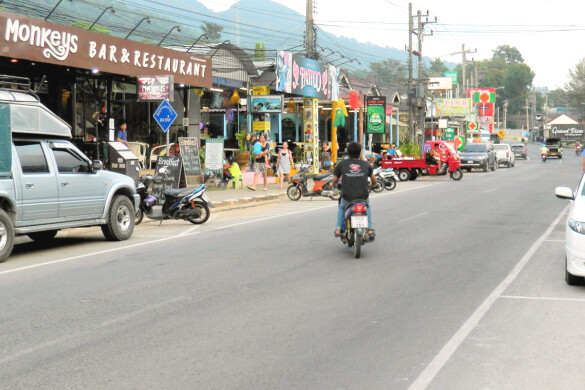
[125,17,150,39]
[45,0,72,21]
[186,33,208,53]
[88,6,115,31]
[158,25,181,47]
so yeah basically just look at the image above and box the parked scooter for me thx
[287,164,340,201]
[373,166,398,191]
[135,175,214,225]
[339,200,375,258]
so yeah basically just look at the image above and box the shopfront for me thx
[0,10,211,159]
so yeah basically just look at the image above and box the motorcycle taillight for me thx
[353,204,366,213]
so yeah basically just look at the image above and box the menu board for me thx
[178,137,202,176]
[152,156,182,205]
[204,138,224,173]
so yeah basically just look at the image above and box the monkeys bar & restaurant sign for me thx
[0,10,212,88]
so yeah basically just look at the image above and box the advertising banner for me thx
[445,71,458,84]
[366,96,386,134]
[428,77,453,90]
[276,50,339,100]
[303,98,319,172]
[137,76,174,101]
[435,98,471,117]
[250,95,283,113]
[0,11,211,87]
[477,103,494,116]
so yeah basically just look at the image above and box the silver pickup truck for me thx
[0,88,139,262]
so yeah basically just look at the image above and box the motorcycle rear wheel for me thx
[187,202,210,224]
[372,176,384,193]
[384,178,397,191]
[135,209,144,225]
[353,230,362,258]
[287,184,302,201]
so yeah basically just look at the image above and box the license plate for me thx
[467,160,474,164]
[350,215,368,228]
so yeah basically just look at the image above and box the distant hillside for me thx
[7,0,453,73]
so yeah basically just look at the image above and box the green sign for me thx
[444,128,455,141]
[366,96,386,134]
[445,71,458,84]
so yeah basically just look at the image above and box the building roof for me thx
[547,114,579,125]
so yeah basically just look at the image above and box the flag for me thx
[474,92,495,103]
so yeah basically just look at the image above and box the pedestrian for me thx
[248,134,270,191]
[253,134,270,169]
[580,147,585,172]
[331,142,376,238]
[276,141,294,189]
[116,121,129,147]
[322,141,332,171]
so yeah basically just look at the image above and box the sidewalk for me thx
[205,181,288,211]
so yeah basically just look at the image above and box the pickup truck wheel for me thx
[466,168,472,172]
[101,195,135,241]
[28,230,59,242]
[511,162,515,167]
[398,169,411,181]
[0,209,14,263]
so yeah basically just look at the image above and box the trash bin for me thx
[108,141,139,183]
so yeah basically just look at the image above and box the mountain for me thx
[8,0,452,73]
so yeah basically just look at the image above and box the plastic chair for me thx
[149,144,174,168]
[127,142,148,169]
[226,163,244,189]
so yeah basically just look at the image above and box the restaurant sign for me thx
[0,11,211,88]
[137,75,174,101]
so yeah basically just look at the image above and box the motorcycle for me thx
[287,163,340,201]
[373,166,398,191]
[576,145,583,156]
[135,174,214,225]
[339,200,375,258]
[541,151,547,162]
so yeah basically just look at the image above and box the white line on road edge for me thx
[0,184,435,277]
[500,295,585,303]
[408,204,570,390]
[397,212,429,224]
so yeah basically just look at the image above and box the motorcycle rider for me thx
[331,142,377,238]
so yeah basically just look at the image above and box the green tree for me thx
[368,58,407,88]
[200,22,223,43]
[426,58,448,77]
[504,63,534,113]
[564,58,585,120]
[492,45,524,64]
[254,42,266,61]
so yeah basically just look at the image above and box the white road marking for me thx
[0,184,435,277]
[397,212,429,224]
[544,239,566,242]
[408,203,569,390]
[500,295,585,303]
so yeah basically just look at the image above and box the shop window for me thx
[14,141,49,174]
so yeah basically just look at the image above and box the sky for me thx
[199,0,585,91]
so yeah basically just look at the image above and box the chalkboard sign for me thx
[152,156,182,205]
[178,137,201,176]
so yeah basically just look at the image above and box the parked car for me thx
[459,143,497,172]
[556,176,585,285]
[545,137,563,159]
[0,87,139,263]
[493,143,515,168]
[511,144,527,159]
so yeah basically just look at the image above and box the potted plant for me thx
[234,130,250,170]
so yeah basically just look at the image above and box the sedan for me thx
[511,144,527,159]
[556,178,585,285]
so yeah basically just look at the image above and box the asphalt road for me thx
[1,143,583,389]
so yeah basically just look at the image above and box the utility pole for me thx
[525,98,530,139]
[407,4,435,144]
[407,2,414,142]
[305,0,315,59]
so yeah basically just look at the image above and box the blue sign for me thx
[153,99,177,133]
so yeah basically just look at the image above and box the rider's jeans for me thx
[336,198,372,230]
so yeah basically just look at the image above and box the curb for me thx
[211,192,287,212]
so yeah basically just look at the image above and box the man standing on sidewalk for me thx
[248,135,270,191]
